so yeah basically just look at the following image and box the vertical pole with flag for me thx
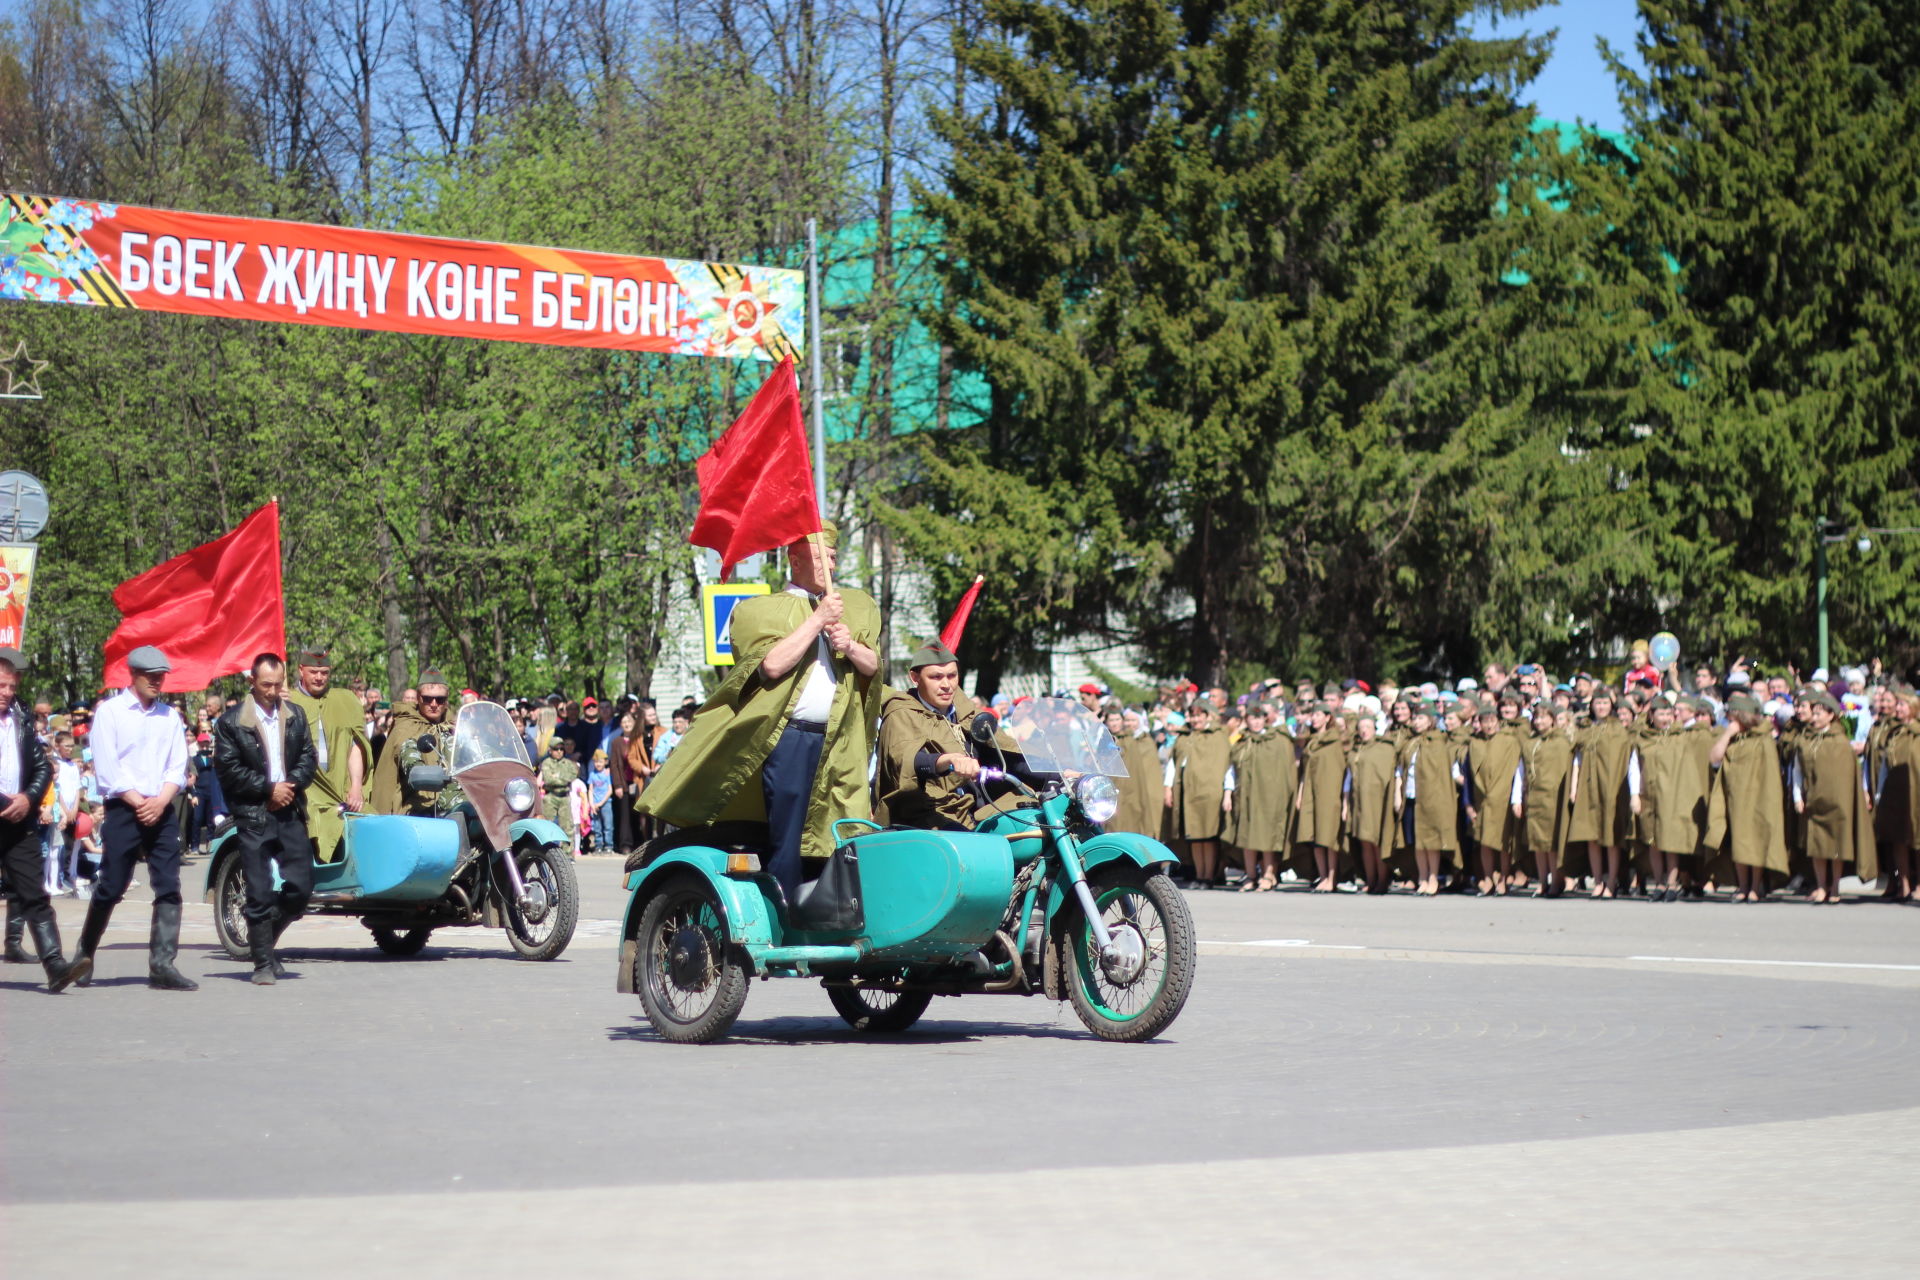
[807,218,828,516]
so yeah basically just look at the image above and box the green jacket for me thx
[637,587,883,861]
[285,684,371,863]
[873,687,980,828]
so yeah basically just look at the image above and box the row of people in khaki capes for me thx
[1106,683,1920,902]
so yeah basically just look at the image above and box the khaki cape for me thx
[1468,728,1522,852]
[1715,730,1789,873]
[370,701,438,816]
[1875,721,1920,846]
[1398,730,1459,854]
[1799,725,1877,879]
[1169,725,1230,841]
[1111,732,1164,838]
[1345,737,1398,851]
[1570,719,1632,846]
[872,687,980,829]
[285,684,372,863]
[1228,729,1297,851]
[1296,728,1347,849]
[1523,728,1573,857]
[637,588,883,862]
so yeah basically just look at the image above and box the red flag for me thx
[690,356,820,579]
[102,501,285,689]
[940,575,985,653]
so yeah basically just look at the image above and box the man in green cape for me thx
[637,522,882,901]
[284,647,372,864]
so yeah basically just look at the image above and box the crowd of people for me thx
[1071,641,1918,904]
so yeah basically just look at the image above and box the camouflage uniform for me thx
[395,722,466,816]
[538,751,579,835]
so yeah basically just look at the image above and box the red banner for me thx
[1,193,803,361]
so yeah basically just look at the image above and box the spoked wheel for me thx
[634,876,749,1043]
[370,924,434,955]
[212,855,250,961]
[828,984,933,1033]
[502,842,579,961]
[1060,866,1196,1042]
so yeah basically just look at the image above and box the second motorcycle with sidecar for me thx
[616,698,1196,1042]
[204,700,579,961]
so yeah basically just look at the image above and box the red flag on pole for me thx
[689,355,821,579]
[102,501,285,689]
[940,575,985,653]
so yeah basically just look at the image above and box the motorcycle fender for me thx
[200,830,239,903]
[1043,832,1180,921]
[616,851,776,993]
[508,817,567,849]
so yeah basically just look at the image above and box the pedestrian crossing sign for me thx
[702,582,771,665]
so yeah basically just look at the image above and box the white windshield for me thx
[451,701,531,773]
[1000,697,1128,778]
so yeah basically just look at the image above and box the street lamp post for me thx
[1815,519,1920,674]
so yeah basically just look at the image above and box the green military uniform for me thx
[1228,721,1296,853]
[1715,713,1789,877]
[1523,720,1574,865]
[1295,720,1348,850]
[872,641,992,830]
[539,750,580,834]
[1467,719,1523,855]
[637,526,884,864]
[1169,720,1231,841]
[394,721,461,816]
[1397,725,1459,855]
[284,652,372,864]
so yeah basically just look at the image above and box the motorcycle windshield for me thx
[1001,697,1128,778]
[451,701,532,774]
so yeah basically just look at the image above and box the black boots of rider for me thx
[248,917,277,985]
[4,903,30,963]
[30,915,88,992]
[147,902,199,991]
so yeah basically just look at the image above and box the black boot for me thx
[30,916,87,992]
[269,910,298,979]
[248,917,276,985]
[147,903,199,991]
[4,905,31,963]
[73,897,115,986]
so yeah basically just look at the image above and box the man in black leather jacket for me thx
[214,653,318,985]
[0,648,85,991]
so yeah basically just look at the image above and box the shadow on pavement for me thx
[605,1014,1111,1047]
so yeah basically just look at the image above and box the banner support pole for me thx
[807,217,827,515]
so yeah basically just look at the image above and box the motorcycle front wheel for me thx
[1059,866,1196,1042]
[634,875,749,1043]
[502,841,579,961]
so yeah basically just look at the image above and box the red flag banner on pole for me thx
[101,501,285,689]
[940,575,985,654]
[689,355,821,579]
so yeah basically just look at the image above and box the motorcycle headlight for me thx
[505,776,536,814]
[1074,774,1120,825]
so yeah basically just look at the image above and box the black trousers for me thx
[0,816,52,924]
[761,721,826,901]
[234,807,314,925]
[97,800,182,907]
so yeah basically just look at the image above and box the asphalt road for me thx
[4,857,1917,1278]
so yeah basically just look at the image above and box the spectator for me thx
[587,749,613,854]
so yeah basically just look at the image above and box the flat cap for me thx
[126,645,171,673]
[908,639,959,671]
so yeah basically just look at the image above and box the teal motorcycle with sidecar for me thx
[616,697,1196,1042]
[204,700,579,961]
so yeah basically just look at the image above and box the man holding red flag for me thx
[639,523,881,908]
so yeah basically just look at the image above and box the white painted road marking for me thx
[1629,955,1920,973]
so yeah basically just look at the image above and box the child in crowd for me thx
[588,749,613,854]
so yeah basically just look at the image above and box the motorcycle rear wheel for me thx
[370,924,434,955]
[1060,867,1195,1042]
[634,875,749,1043]
[827,985,933,1033]
[212,855,250,961]
[502,841,579,961]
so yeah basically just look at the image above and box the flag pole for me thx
[806,218,827,516]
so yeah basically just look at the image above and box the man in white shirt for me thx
[0,648,87,990]
[214,653,318,984]
[73,645,195,990]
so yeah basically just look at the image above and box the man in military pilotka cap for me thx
[637,520,883,904]
[283,647,372,863]
[873,639,990,829]
[371,669,458,815]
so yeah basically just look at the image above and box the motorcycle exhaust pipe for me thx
[982,929,1026,993]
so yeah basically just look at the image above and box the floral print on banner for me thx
[0,198,118,303]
